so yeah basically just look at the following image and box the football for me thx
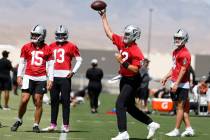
[91,0,107,11]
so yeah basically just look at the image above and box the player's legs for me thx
[116,84,133,132]
[165,97,183,136]
[166,88,194,137]
[111,84,132,140]
[60,78,71,126]
[181,98,194,137]
[34,93,43,124]
[183,99,191,128]
[175,100,184,129]
[175,88,190,129]
[42,79,60,132]
[18,92,31,119]
[127,90,159,139]
[32,81,46,132]
[50,79,60,125]
[127,97,153,125]
[11,91,31,131]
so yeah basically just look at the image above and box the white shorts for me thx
[207,89,210,102]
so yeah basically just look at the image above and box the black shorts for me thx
[170,88,189,102]
[0,77,12,91]
[137,87,149,100]
[22,80,47,95]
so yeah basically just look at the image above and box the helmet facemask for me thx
[55,25,68,43]
[30,25,46,45]
[123,25,141,44]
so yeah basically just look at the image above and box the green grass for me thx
[0,92,210,140]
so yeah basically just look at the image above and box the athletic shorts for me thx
[0,77,12,91]
[22,80,47,95]
[207,90,210,102]
[170,88,189,102]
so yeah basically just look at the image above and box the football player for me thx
[43,25,82,132]
[98,9,160,140]
[161,29,195,137]
[11,25,54,133]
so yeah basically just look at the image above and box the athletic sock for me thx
[33,123,39,127]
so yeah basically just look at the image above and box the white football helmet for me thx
[173,29,189,47]
[30,24,46,44]
[123,25,141,44]
[55,25,68,43]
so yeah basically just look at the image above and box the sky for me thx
[0,0,210,55]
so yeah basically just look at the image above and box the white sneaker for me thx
[181,128,194,137]
[111,131,129,140]
[3,107,11,111]
[147,122,160,139]
[165,128,180,137]
[42,124,57,131]
[61,125,70,133]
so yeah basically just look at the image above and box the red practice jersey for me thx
[171,46,191,84]
[49,41,80,77]
[20,43,53,78]
[112,34,144,77]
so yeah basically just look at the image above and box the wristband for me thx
[122,61,129,69]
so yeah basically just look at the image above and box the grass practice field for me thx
[0,92,210,140]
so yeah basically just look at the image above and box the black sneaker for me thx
[33,125,40,133]
[0,105,2,109]
[11,121,22,131]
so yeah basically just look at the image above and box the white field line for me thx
[59,133,67,140]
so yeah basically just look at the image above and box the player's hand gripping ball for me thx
[91,0,107,11]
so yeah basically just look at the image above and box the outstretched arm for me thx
[99,9,113,41]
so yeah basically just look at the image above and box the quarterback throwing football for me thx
[98,9,160,140]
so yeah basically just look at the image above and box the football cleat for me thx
[61,125,70,133]
[11,120,22,132]
[165,128,180,137]
[147,122,160,139]
[42,123,57,131]
[33,125,41,133]
[181,128,194,137]
[111,131,129,140]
